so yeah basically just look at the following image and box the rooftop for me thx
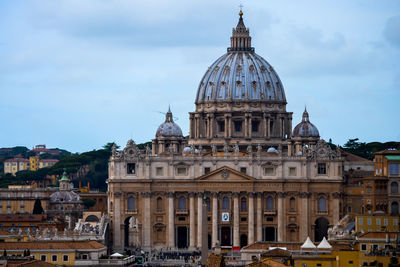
[0,241,105,251]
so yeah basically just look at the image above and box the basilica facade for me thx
[107,11,343,252]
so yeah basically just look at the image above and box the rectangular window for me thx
[156,167,163,176]
[218,121,225,132]
[318,163,326,174]
[204,167,211,174]
[177,167,187,175]
[62,255,69,262]
[376,219,381,225]
[240,167,247,174]
[127,163,136,174]
[41,255,47,262]
[384,219,388,226]
[289,167,296,176]
[349,261,353,264]
[361,244,367,251]
[234,121,242,132]
[82,254,88,260]
[389,163,399,175]
[264,167,275,176]
[251,121,259,132]
[368,218,372,225]
[52,255,57,262]
[359,218,363,225]
[394,219,398,226]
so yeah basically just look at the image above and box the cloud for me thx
[383,14,400,48]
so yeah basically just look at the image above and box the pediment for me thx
[195,166,256,181]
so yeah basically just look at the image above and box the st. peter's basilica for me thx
[107,11,343,252]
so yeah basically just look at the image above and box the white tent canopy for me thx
[111,252,123,257]
[300,236,317,249]
[317,237,332,249]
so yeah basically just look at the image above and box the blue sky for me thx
[0,0,399,153]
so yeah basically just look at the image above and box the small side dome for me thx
[267,147,279,154]
[183,147,191,154]
[292,108,319,137]
[156,108,183,138]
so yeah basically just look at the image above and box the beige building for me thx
[3,157,29,175]
[108,11,344,252]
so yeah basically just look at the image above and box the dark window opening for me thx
[318,163,326,175]
[234,121,242,132]
[127,163,136,174]
[204,167,211,174]
[218,121,225,132]
[178,217,186,221]
[252,121,259,132]
[266,217,274,222]
[240,197,247,211]
[241,217,247,222]
[240,167,247,174]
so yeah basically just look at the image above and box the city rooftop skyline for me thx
[1,0,399,152]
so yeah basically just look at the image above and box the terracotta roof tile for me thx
[0,241,105,251]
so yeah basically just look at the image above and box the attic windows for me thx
[156,167,164,176]
[264,167,275,176]
[177,167,187,176]
[127,163,136,174]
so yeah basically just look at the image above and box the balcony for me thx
[125,209,138,215]
[176,209,188,215]
[317,210,328,215]
[264,210,276,215]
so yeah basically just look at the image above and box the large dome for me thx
[195,12,286,104]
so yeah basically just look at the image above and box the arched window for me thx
[157,197,163,211]
[222,197,230,210]
[128,197,135,211]
[290,197,296,211]
[391,182,398,194]
[391,201,399,215]
[266,196,274,211]
[240,197,247,212]
[318,197,327,212]
[178,196,186,210]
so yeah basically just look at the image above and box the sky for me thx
[0,0,399,153]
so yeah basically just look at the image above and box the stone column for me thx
[263,113,267,138]
[299,192,309,242]
[189,192,196,249]
[233,193,239,248]
[267,116,271,138]
[248,114,252,138]
[212,192,218,248]
[167,192,175,248]
[210,114,215,139]
[332,192,341,225]
[142,192,152,248]
[277,192,286,242]
[244,114,248,138]
[189,114,194,138]
[197,193,203,247]
[113,192,122,251]
[248,193,254,245]
[256,193,262,242]
[227,115,232,137]
[224,116,228,138]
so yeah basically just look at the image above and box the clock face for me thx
[317,147,328,157]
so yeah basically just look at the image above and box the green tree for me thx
[82,198,96,209]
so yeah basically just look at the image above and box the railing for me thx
[264,210,276,215]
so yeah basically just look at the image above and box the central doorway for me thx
[220,226,231,246]
[177,226,188,248]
